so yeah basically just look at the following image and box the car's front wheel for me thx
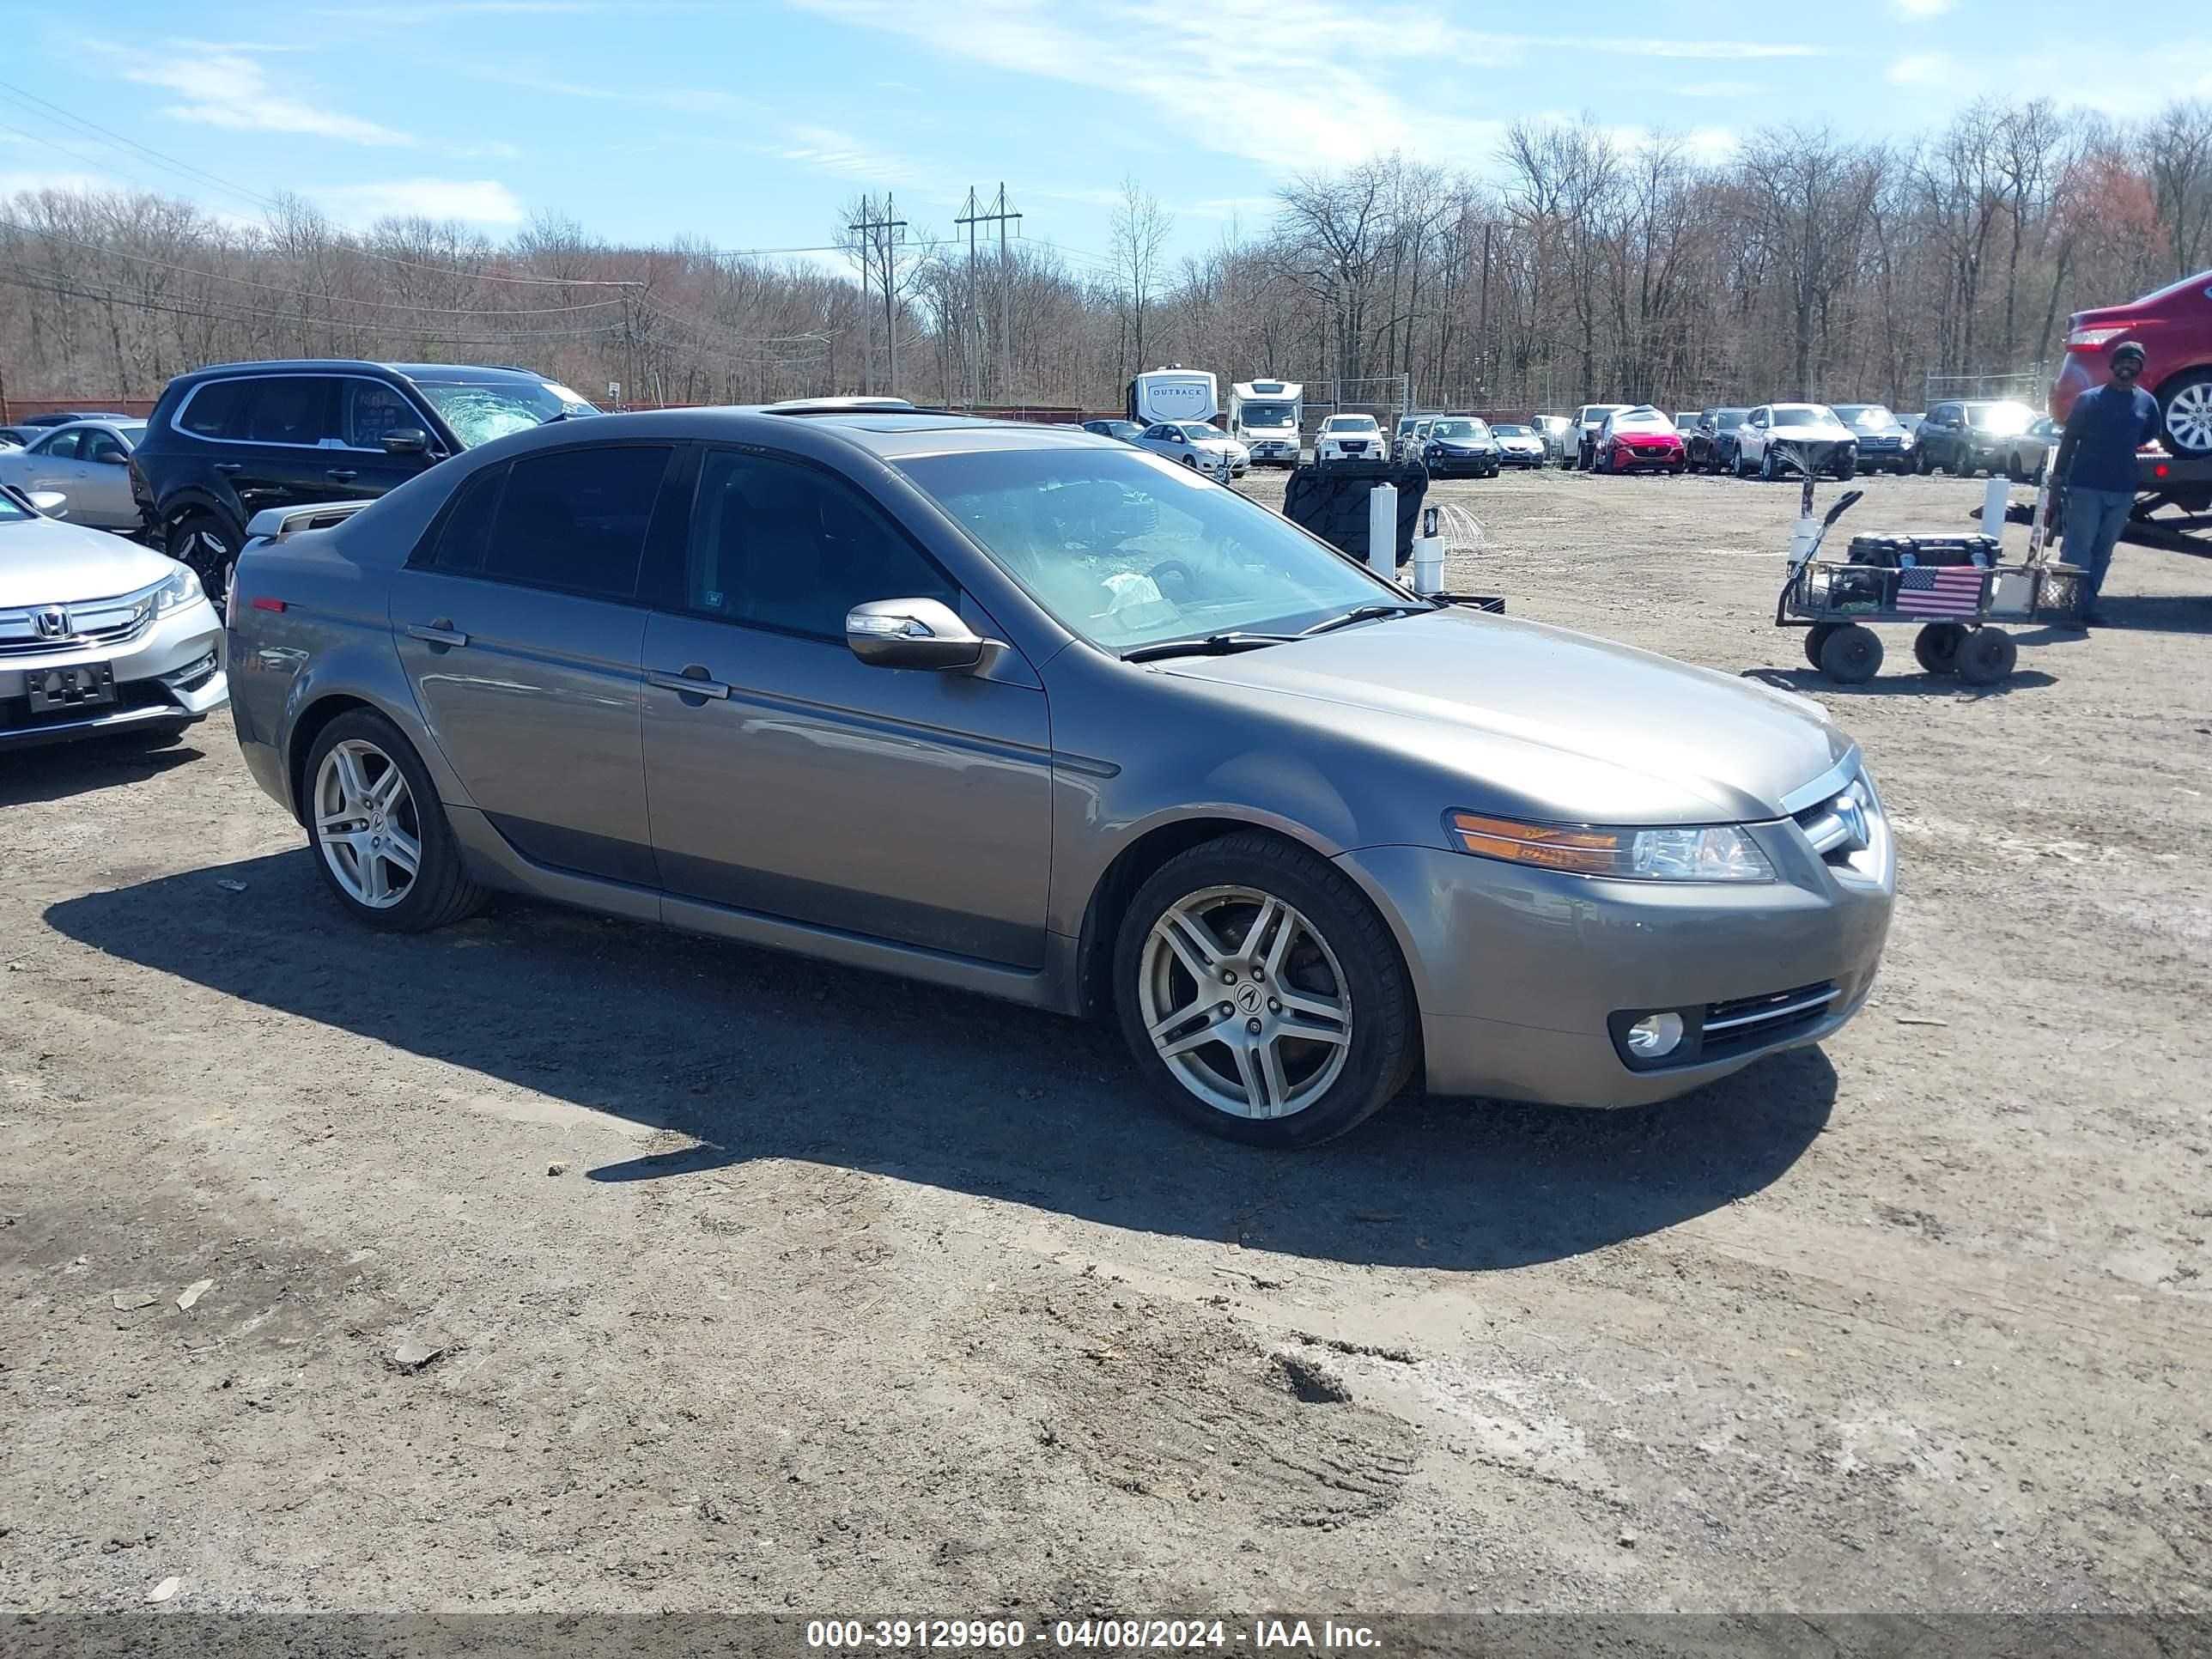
[303,709,486,933]
[1113,832,1417,1147]
[167,510,242,609]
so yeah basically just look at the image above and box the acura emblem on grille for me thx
[1832,793,1869,852]
[35,605,68,638]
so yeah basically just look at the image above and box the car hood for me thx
[0,514,181,605]
[1158,607,1850,823]
[1320,432,1381,443]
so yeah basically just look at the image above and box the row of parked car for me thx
[1548,398,2064,483]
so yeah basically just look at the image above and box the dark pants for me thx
[2063,485,2133,611]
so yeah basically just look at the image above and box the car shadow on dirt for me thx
[45,849,1837,1273]
[0,733,210,806]
[1744,666,2059,698]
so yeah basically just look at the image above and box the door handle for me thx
[647,665,730,701]
[407,621,468,647]
[328,469,358,483]
[214,462,243,474]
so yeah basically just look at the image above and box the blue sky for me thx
[4,0,2209,276]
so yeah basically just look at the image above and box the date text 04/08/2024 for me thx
[805,1619,1382,1650]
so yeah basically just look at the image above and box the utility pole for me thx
[955,187,981,408]
[850,194,908,396]
[956,185,1020,404]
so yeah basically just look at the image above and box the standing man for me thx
[2050,340,2162,625]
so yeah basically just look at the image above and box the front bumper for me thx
[1337,799,1894,1108]
[1610,445,1684,470]
[1426,450,1498,475]
[0,599,228,749]
[1247,438,1300,465]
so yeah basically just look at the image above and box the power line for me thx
[0,264,628,346]
[0,220,626,315]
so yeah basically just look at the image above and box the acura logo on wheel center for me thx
[1237,986,1261,1014]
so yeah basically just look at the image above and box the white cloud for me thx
[314,178,527,225]
[769,125,915,179]
[118,47,414,145]
[1674,80,1757,99]
[1892,0,1953,15]
[1887,52,1954,87]
[0,170,114,198]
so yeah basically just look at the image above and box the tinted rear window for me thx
[421,465,507,573]
[178,380,252,439]
[480,446,672,600]
[246,377,338,445]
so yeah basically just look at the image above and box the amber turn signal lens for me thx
[1445,811,1622,874]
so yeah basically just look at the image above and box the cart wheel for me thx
[1912,622,1967,675]
[1954,627,2018,686]
[1819,623,1883,684]
[1803,623,1838,670]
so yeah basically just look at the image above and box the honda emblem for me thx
[34,605,68,639]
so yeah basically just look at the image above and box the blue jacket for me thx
[2061,382,2161,495]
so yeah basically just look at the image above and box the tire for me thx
[1915,449,1932,477]
[1112,830,1417,1148]
[1836,457,1856,481]
[2156,369,2212,458]
[1818,623,1883,684]
[1759,447,1777,483]
[302,708,486,933]
[1802,623,1839,669]
[1912,621,1967,675]
[167,509,243,611]
[1954,627,2018,686]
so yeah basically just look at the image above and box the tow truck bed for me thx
[1995,452,2212,558]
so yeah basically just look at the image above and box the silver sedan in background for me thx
[0,420,149,532]
[226,408,1893,1147]
[0,484,228,750]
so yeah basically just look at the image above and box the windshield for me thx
[896,447,1400,653]
[414,380,600,448]
[1967,402,2035,434]
[1716,410,1746,429]
[1240,403,1295,428]
[1613,410,1672,432]
[1492,424,1531,437]
[1322,416,1378,433]
[0,489,35,525]
[1175,423,1224,441]
[1429,419,1488,441]
[1832,404,1896,429]
[1773,404,1838,426]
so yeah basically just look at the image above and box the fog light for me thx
[1626,1012,1685,1060]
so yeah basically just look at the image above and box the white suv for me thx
[0,485,228,750]
[1315,414,1386,465]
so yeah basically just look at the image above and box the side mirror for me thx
[382,428,430,456]
[846,598,988,671]
[27,489,68,517]
[95,449,131,465]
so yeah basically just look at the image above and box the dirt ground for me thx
[3,465,2209,1625]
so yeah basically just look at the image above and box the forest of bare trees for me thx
[4,96,2210,420]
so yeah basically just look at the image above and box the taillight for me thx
[2065,326,2128,349]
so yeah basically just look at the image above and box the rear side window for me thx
[481,445,671,600]
[37,429,82,459]
[421,465,507,574]
[177,380,252,439]
[245,377,339,446]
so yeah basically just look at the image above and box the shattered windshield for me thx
[414,380,599,448]
[896,447,1396,653]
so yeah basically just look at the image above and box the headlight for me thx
[1445,811,1776,882]
[155,567,204,615]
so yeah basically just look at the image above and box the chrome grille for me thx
[0,586,159,657]
[1703,981,1838,1053]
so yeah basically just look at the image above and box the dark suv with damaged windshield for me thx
[132,360,597,604]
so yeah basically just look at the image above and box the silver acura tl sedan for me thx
[225,405,1893,1147]
[1,485,228,750]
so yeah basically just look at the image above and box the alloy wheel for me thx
[313,738,422,909]
[1138,884,1352,1120]
[2166,380,2212,454]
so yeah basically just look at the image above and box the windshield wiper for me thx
[1299,602,1434,636]
[1123,632,1300,662]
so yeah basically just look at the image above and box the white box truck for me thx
[1228,380,1303,468]
[1127,367,1219,427]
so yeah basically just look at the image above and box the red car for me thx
[1594,406,1686,474]
[2051,269,2212,459]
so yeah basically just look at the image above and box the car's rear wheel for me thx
[1113,832,1416,1148]
[304,709,485,933]
[2158,370,2212,457]
[167,510,241,609]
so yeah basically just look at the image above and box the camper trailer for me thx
[1127,367,1219,428]
[1228,380,1303,467]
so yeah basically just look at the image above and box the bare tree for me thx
[1109,177,1173,378]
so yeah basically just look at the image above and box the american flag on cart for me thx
[1895,564,1984,617]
